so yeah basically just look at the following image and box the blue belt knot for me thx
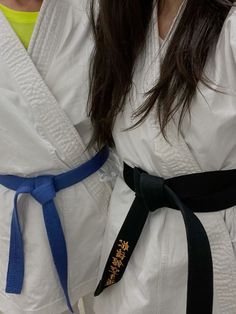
[30,176,56,204]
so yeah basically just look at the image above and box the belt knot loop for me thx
[31,176,56,205]
[140,173,166,212]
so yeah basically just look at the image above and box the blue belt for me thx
[0,146,109,312]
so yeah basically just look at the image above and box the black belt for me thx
[95,163,236,314]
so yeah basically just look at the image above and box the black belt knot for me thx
[133,167,167,212]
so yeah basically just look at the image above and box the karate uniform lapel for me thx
[27,0,60,79]
[0,0,90,170]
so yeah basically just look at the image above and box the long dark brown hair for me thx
[89,0,233,148]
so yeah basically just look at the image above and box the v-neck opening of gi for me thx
[156,0,187,47]
[0,3,39,49]
[143,0,187,91]
[0,0,47,53]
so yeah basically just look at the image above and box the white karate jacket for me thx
[0,0,111,313]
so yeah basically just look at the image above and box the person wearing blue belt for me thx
[0,0,114,313]
[89,0,236,313]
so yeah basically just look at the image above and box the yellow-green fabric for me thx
[0,3,39,49]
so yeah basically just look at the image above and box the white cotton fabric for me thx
[0,0,112,313]
[94,5,236,314]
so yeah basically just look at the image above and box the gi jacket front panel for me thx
[95,5,236,314]
[0,1,111,313]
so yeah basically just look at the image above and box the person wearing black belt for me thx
[88,0,236,313]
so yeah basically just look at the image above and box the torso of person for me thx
[0,0,112,313]
[94,3,236,314]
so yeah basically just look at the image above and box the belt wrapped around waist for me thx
[0,146,109,313]
[95,162,236,314]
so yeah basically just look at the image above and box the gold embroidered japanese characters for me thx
[105,240,129,287]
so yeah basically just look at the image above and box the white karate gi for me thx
[0,0,111,313]
[94,5,236,314]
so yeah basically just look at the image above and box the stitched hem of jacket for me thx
[0,277,97,314]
